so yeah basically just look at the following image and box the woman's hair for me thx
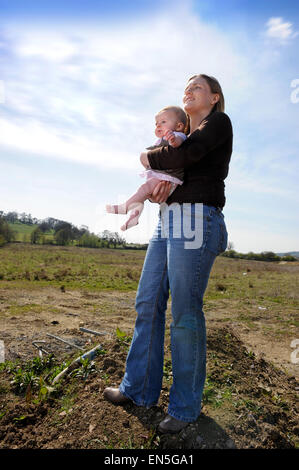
[187,74,225,113]
[159,106,188,134]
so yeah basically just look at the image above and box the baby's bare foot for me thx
[121,210,140,231]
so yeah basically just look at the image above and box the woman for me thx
[104,74,233,433]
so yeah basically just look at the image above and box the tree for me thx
[31,227,42,244]
[38,221,52,233]
[54,228,72,246]
[111,232,126,248]
[227,240,234,251]
[281,255,297,262]
[260,251,280,262]
[0,216,15,244]
[78,233,100,248]
[100,230,114,248]
[4,211,18,223]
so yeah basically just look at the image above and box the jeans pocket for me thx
[205,212,227,255]
[219,221,228,254]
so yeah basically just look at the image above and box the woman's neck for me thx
[189,109,213,134]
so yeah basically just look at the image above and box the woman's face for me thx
[183,76,218,114]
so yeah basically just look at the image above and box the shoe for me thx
[103,387,130,404]
[158,415,189,434]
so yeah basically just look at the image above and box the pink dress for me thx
[139,132,186,186]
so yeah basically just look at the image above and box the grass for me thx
[0,243,144,290]
[1,242,298,342]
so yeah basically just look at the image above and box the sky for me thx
[0,0,298,252]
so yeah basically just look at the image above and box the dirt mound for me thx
[0,327,298,449]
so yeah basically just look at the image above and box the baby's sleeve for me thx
[173,132,187,142]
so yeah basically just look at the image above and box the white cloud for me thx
[0,9,254,170]
[265,17,298,44]
[15,33,77,61]
[0,118,139,170]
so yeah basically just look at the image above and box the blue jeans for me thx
[119,203,228,422]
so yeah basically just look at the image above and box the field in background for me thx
[8,221,54,244]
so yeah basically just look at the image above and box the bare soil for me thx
[0,285,298,450]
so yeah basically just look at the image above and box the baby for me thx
[106,106,187,231]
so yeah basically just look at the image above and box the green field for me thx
[0,240,298,293]
[0,242,144,290]
[0,242,298,332]
[8,222,54,243]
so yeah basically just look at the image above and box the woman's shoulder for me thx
[206,111,233,133]
[207,110,231,123]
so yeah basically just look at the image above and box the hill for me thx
[276,252,299,259]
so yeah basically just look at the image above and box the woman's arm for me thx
[147,112,232,171]
[140,151,150,168]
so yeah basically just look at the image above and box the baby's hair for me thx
[158,106,188,134]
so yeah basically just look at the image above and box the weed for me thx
[202,378,218,406]
[70,358,96,381]
[13,415,27,423]
[163,359,173,383]
[116,327,132,348]
[271,394,289,410]
[101,372,111,385]
[11,369,40,394]
[95,348,107,357]
[245,350,255,359]
[242,398,264,415]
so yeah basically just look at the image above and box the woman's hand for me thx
[140,151,150,168]
[149,181,172,204]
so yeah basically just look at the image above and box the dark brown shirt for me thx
[147,111,233,208]
[146,138,184,182]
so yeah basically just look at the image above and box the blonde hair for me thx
[158,106,188,134]
[187,74,225,113]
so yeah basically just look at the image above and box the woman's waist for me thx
[184,173,224,183]
[165,181,226,208]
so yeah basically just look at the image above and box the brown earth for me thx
[0,286,298,449]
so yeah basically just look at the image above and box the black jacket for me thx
[147,111,233,208]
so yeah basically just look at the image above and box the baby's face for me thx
[155,111,180,139]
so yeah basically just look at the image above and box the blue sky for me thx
[0,0,298,252]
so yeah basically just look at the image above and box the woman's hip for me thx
[156,202,227,255]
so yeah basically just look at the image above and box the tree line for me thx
[0,211,148,249]
[221,248,296,262]
[0,211,297,260]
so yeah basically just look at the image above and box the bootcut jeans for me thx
[119,203,228,422]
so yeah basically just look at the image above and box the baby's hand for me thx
[198,119,208,131]
[164,130,183,148]
[163,129,177,146]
